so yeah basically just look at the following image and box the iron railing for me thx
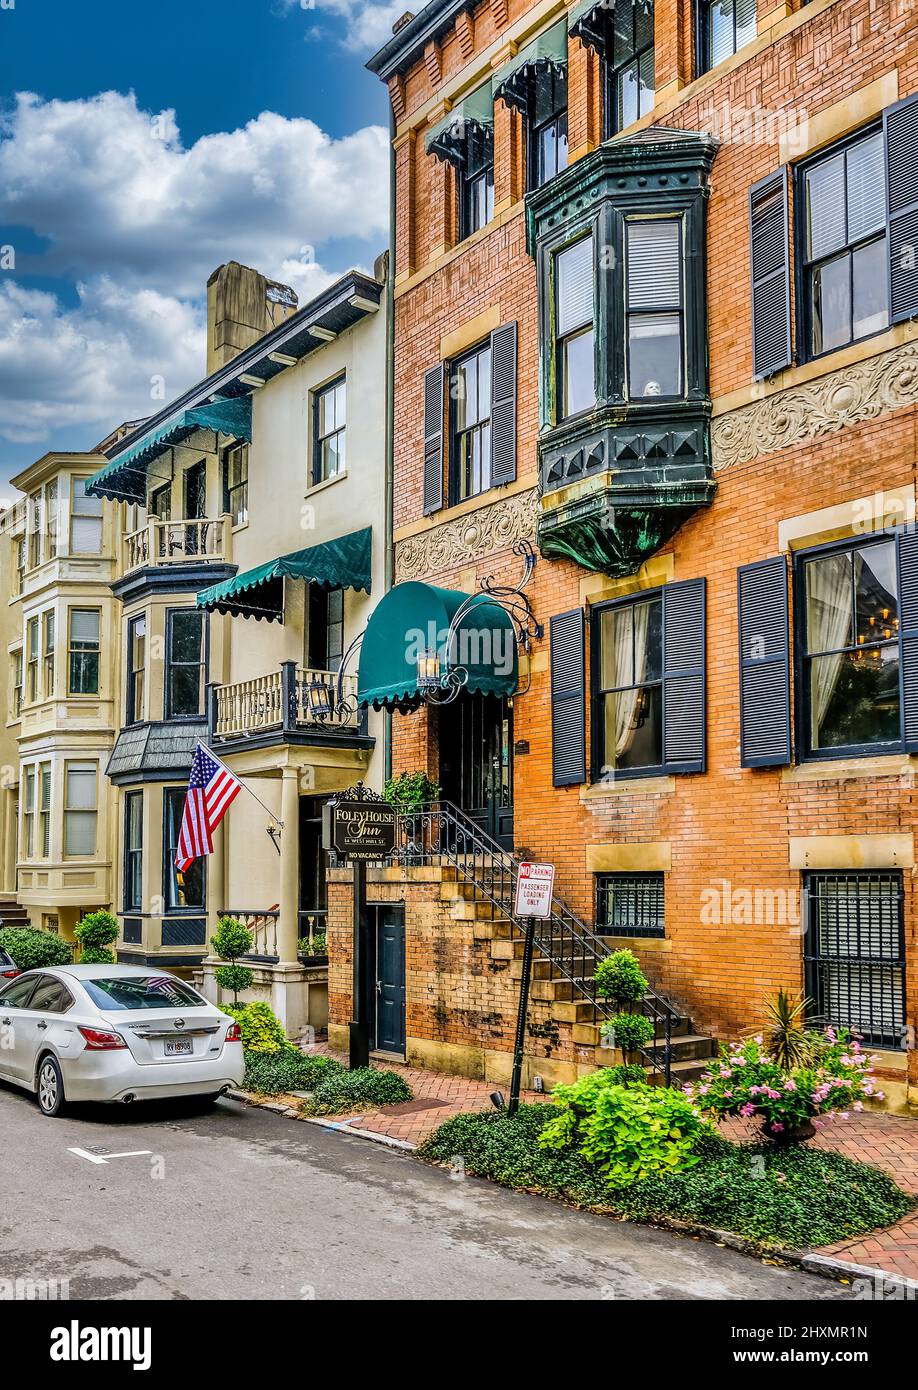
[393,800,677,1082]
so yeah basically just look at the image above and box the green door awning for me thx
[196,526,372,622]
[493,19,568,113]
[86,396,253,503]
[357,582,518,710]
[425,79,494,167]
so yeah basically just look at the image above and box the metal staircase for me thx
[394,800,711,1085]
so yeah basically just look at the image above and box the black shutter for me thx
[489,322,517,486]
[749,167,791,378]
[896,528,918,751]
[423,363,444,514]
[550,608,586,787]
[737,556,791,768]
[662,579,705,774]
[885,94,918,324]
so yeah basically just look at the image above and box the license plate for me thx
[164,1038,193,1056]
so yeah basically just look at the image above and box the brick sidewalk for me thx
[302,1044,918,1280]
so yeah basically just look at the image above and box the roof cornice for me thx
[366,0,476,80]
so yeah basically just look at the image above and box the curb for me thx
[801,1252,918,1294]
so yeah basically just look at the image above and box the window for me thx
[13,536,25,595]
[804,872,906,1048]
[799,538,900,756]
[798,128,888,358]
[11,649,22,719]
[124,792,143,912]
[164,788,205,911]
[0,975,39,1009]
[222,442,249,525]
[627,218,684,398]
[68,609,100,695]
[596,872,665,938]
[39,762,51,859]
[64,764,97,857]
[528,66,568,188]
[83,974,206,1010]
[594,593,663,775]
[554,234,595,419]
[27,490,42,569]
[22,766,35,859]
[450,341,492,502]
[26,618,39,703]
[150,483,171,522]
[604,0,654,135]
[699,0,756,73]
[42,611,55,698]
[127,614,146,724]
[46,480,59,559]
[308,585,344,672]
[312,377,346,486]
[166,608,205,718]
[24,976,73,1013]
[459,127,494,240]
[70,478,103,554]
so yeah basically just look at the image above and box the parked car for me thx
[0,949,19,981]
[0,964,244,1117]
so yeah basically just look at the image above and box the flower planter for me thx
[297,953,329,967]
[761,1116,816,1143]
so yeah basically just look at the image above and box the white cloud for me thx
[283,0,409,56]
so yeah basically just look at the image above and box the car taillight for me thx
[225,1022,242,1043]
[1,969,19,979]
[78,1026,128,1050]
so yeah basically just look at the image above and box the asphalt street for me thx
[0,1081,855,1301]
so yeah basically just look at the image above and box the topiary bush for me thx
[74,911,120,965]
[243,1049,344,1095]
[593,949,648,1006]
[215,963,256,1003]
[303,1066,412,1116]
[211,915,254,1003]
[0,926,72,971]
[602,1011,654,1057]
[222,1000,289,1053]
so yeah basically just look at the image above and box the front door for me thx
[371,905,405,1055]
[439,693,514,850]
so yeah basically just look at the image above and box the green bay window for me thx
[626,218,684,399]
[555,233,595,419]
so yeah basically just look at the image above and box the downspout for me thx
[383,98,397,786]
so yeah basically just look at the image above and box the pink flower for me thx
[853,1101,863,1112]
[723,1090,733,1099]
[770,1122,784,1133]
[813,1119,824,1129]
[739,1103,755,1118]
[784,1079,797,1091]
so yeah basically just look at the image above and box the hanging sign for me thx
[322,798,396,862]
[514,862,555,919]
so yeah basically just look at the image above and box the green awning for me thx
[196,526,372,623]
[425,79,494,167]
[357,582,518,710]
[493,19,568,113]
[567,0,608,50]
[86,396,252,503]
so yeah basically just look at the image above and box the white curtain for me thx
[807,553,852,744]
[607,603,651,763]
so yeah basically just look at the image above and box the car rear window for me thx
[82,976,207,1011]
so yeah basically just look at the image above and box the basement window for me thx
[596,872,665,938]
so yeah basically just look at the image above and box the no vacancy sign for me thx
[514,862,555,919]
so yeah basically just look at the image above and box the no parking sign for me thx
[513,862,555,919]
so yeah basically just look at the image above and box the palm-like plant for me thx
[762,988,814,1071]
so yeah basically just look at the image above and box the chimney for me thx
[206,262,298,375]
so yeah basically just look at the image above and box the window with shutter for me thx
[422,363,444,514]
[550,608,586,786]
[489,323,517,487]
[737,556,790,767]
[662,579,706,773]
[749,169,792,379]
[884,93,918,324]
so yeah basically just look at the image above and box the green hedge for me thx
[0,927,72,971]
[243,1050,344,1095]
[418,1104,912,1249]
[302,1066,412,1116]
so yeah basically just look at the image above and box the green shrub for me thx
[297,932,327,957]
[0,926,72,971]
[243,1050,344,1095]
[211,915,253,962]
[222,1000,289,1053]
[303,1066,412,1116]
[73,911,119,965]
[419,1106,912,1248]
[602,1011,655,1056]
[215,963,254,1003]
[593,950,648,1005]
[540,1078,707,1189]
[383,771,441,811]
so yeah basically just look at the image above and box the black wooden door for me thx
[439,693,514,850]
[372,905,405,1055]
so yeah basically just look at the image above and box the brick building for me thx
[327,0,918,1109]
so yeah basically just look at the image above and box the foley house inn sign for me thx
[323,785,396,862]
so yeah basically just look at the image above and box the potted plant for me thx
[384,771,441,861]
[297,931,328,965]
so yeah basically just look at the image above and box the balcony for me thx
[208,661,371,754]
[123,516,231,573]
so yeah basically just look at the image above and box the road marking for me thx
[68,1147,153,1165]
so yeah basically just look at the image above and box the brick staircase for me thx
[398,803,717,1086]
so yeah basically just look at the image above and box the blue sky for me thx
[0,0,399,494]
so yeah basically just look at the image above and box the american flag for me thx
[175,743,242,872]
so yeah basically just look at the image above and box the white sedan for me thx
[0,964,245,1117]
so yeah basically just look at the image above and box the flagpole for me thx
[198,741,285,828]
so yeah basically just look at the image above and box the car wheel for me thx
[36,1055,66,1117]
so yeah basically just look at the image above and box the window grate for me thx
[803,871,906,1049]
[596,872,664,938]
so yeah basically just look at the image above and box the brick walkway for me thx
[302,1043,918,1280]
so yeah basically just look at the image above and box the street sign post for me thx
[509,862,555,1116]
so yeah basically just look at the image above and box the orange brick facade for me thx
[344,0,918,1102]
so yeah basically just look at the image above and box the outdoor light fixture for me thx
[489,1091,506,1109]
[416,649,442,689]
[307,678,334,720]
